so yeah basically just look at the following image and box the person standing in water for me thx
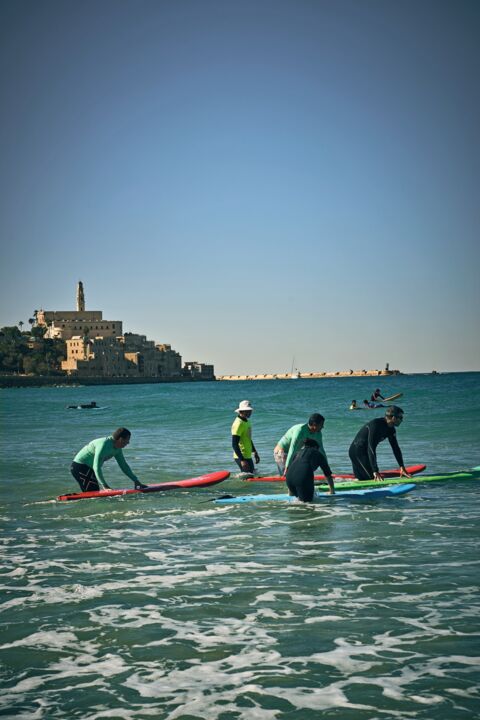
[348,406,412,481]
[286,438,335,501]
[231,400,260,474]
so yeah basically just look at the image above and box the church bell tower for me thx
[76,281,85,312]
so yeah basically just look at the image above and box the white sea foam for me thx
[309,644,381,673]
[0,630,80,650]
[304,614,344,623]
[87,604,164,628]
[2,566,27,577]
[49,652,129,678]
[0,581,105,613]
[134,614,277,651]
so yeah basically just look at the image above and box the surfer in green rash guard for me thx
[70,427,147,492]
[273,413,332,477]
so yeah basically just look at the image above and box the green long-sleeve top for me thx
[278,423,328,471]
[73,436,138,487]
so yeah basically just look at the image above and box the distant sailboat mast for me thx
[290,357,300,379]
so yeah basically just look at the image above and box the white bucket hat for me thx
[235,400,253,413]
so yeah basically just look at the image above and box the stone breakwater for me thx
[217,369,400,381]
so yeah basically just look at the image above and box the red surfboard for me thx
[245,464,426,483]
[57,470,230,501]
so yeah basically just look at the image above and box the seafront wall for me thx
[217,369,400,381]
[0,375,215,389]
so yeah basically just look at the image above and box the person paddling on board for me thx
[348,405,412,481]
[70,427,147,492]
[286,438,335,501]
[371,388,385,403]
[273,413,333,480]
[231,400,260,475]
[363,399,385,408]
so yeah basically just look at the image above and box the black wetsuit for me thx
[286,446,332,502]
[70,462,101,492]
[349,417,404,480]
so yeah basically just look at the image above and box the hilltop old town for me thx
[1,281,403,387]
[0,282,214,386]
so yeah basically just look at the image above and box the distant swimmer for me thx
[70,427,147,492]
[348,406,412,481]
[286,438,335,501]
[350,400,358,410]
[68,401,98,409]
[370,388,385,403]
[231,400,260,474]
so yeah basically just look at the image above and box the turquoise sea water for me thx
[1,372,479,719]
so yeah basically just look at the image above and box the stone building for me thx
[61,336,129,376]
[50,282,214,380]
[183,361,215,379]
[61,335,184,379]
[155,344,182,377]
[36,281,122,341]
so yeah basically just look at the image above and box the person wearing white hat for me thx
[231,400,260,474]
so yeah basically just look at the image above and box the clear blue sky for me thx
[1,0,479,375]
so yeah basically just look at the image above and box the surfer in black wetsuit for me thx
[67,401,98,409]
[286,438,335,502]
[348,405,412,481]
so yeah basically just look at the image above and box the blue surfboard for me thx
[214,483,416,504]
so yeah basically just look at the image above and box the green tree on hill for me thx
[0,325,65,375]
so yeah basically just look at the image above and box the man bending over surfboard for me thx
[348,406,412,481]
[70,427,147,492]
[273,413,333,480]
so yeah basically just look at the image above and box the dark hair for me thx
[112,427,131,441]
[308,413,324,426]
[385,405,404,418]
[303,438,319,449]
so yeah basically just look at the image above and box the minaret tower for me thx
[76,281,85,312]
